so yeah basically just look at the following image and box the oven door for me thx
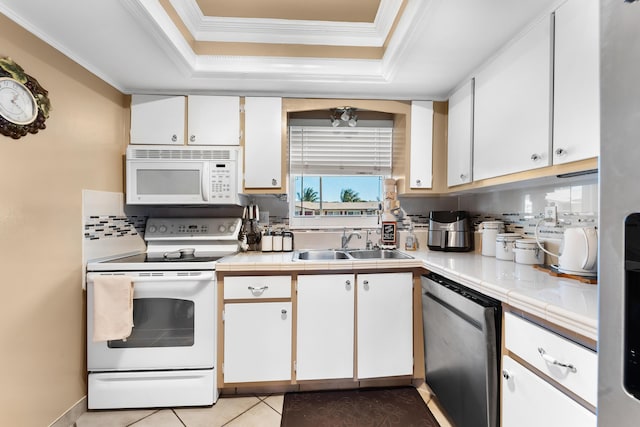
[86,271,215,371]
[126,160,210,205]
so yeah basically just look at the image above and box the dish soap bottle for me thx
[405,225,418,251]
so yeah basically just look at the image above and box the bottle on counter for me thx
[405,225,418,251]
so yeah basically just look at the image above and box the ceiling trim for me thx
[170,0,403,47]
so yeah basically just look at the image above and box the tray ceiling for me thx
[0,0,562,99]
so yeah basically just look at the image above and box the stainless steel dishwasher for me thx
[422,272,501,427]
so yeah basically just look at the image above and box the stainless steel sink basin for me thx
[294,250,351,261]
[346,249,414,260]
[292,249,413,261]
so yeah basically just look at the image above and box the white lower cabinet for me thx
[502,356,596,427]
[296,274,355,380]
[223,302,292,383]
[357,272,413,378]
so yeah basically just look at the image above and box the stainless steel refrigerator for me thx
[599,0,640,425]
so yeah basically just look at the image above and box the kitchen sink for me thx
[294,250,352,261]
[292,249,413,261]
[346,249,414,260]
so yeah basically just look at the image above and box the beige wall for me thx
[0,13,127,426]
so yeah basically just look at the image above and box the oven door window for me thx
[108,298,194,348]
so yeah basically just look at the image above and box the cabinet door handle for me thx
[190,135,196,143]
[171,134,178,142]
[272,178,278,186]
[281,309,287,315]
[555,148,567,157]
[460,173,467,181]
[538,347,577,372]
[248,285,269,296]
[530,153,541,162]
[363,280,370,290]
[415,179,422,186]
[502,369,512,380]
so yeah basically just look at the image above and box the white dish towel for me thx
[93,275,134,342]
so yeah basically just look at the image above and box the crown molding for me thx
[131,0,390,83]
[170,0,403,47]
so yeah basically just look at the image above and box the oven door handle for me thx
[130,273,215,283]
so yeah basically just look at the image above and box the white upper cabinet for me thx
[243,97,283,190]
[409,101,434,189]
[552,0,599,165]
[447,80,474,186]
[130,94,185,145]
[130,95,240,146]
[187,95,240,145]
[473,16,552,180]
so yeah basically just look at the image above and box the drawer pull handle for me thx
[248,285,269,296]
[538,347,577,373]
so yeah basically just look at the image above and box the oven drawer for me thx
[224,275,291,299]
[504,312,597,406]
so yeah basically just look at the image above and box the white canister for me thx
[481,221,505,257]
[261,231,273,252]
[282,231,294,252]
[272,231,283,252]
[514,239,545,265]
[495,233,523,261]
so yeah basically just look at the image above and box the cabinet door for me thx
[409,101,433,189]
[447,80,474,186]
[473,16,552,180]
[553,0,599,165]
[296,274,355,381]
[187,96,240,145]
[502,356,596,427]
[244,97,283,189]
[130,94,185,145]
[223,302,291,383]
[357,272,413,379]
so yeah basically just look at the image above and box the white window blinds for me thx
[289,126,392,175]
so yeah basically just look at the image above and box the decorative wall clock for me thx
[0,57,51,139]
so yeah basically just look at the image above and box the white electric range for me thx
[85,217,241,410]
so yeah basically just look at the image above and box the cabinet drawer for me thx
[224,276,291,299]
[502,356,596,427]
[504,312,597,406]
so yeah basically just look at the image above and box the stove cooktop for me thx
[86,217,241,272]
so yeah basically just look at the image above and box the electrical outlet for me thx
[544,206,557,224]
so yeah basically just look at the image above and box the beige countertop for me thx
[217,250,598,341]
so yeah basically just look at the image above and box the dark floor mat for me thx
[281,386,440,427]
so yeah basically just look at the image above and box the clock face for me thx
[0,77,38,125]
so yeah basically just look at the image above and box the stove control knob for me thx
[218,225,226,233]
[228,224,235,232]
[148,225,157,233]
[159,225,167,233]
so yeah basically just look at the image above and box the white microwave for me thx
[126,145,241,205]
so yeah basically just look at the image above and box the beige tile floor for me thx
[74,386,453,427]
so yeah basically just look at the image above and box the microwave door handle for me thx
[201,164,209,202]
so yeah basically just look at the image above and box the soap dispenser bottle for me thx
[405,225,418,251]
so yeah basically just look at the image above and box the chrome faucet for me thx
[341,229,362,249]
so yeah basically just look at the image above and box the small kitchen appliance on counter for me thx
[86,217,241,409]
[427,211,473,251]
